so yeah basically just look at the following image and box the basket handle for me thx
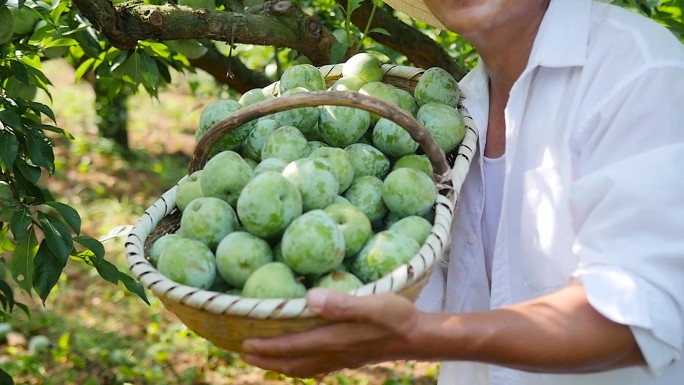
[189,91,451,184]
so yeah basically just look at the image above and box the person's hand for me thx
[242,287,427,378]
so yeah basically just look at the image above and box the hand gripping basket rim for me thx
[124,63,478,351]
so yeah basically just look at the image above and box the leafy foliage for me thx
[0,0,149,324]
[614,0,684,40]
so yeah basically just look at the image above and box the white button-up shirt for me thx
[416,0,684,384]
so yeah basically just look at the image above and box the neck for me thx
[466,1,549,103]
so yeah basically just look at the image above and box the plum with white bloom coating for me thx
[281,210,345,275]
[157,237,217,289]
[180,197,239,249]
[242,262,307,299]
[237,171,303,239]
[282,158,339,211]
[216,231,273,288]
[351,231,420,283]
[382,168,436,218]
[200,151,254,206]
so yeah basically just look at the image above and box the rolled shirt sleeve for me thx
[631,326,681,376]
[574,265,682,375]
[570,64,684,375]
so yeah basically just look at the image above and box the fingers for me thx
[241,290,424,377]
[242,324,377,378]
[243,321,386,355]
[307,288,417,333]
[243,351,354,379]
[242,290,419,355]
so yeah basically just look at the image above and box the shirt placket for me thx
[488,68,536,384]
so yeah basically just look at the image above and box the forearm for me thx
[414,285,645,373]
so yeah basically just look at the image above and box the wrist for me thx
[409,311,469,361]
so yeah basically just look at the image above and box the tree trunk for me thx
[94,81,131,156]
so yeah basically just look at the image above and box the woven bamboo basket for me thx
[125,64,478,353]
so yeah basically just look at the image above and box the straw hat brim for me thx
[382,0,445,29]
[382,0,613,30]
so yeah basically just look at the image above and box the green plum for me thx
[242,262,306,299]
[281,210,345,275]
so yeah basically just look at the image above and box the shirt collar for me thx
[529,0,592,68]
[458,0,593,100]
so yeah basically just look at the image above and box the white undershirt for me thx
[482,154,505,284]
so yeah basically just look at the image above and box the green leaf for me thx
[92,257,119,285]
[41,202,81,235]
[330,40,347,64]
[72,236,149,304]
[71,249,94,265]
[14,301,29,317]
[111,51,138,83]
[32,240,65,303]
[12,165,45,203]
[37,184,54,203]
[142,40,172,57]
[24,100,56,122]
[0,227,14,253]
[20,112,41,126]
[22,58,52,94]
[50,0,70,21]
[9,61,29,85]
[0,109,22,130]
[119,273,149,305]
[69,28,101,59]
[157,59,172,84]
[139,50,160,87]
[0,278,16,313]
[11,227,37,294]
[30,20,54,40]
[0,256,6,278]
[24,129,55,174]
[43,38,78,49]
[142,82,158,98]
[107,48,129,68]
[0,366,14,385]
[15,157,42,184]
[73,236,105,260]
[368,27,390,36]
[9,208,32,241]
[0,275,28,320]
[33,123,74,139]
[74,58,95,82]
[0,129,18,171]
[348,0,363,13]
[38,212,73,265]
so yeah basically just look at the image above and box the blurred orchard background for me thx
[0,0,682,384]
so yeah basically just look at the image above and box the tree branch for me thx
[72,0,340,65]
[189,44,272,92]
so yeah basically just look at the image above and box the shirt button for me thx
[467,234,477,245]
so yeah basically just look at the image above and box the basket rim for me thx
[124,64,480,320]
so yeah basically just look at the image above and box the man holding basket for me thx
[243,1,684,384]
